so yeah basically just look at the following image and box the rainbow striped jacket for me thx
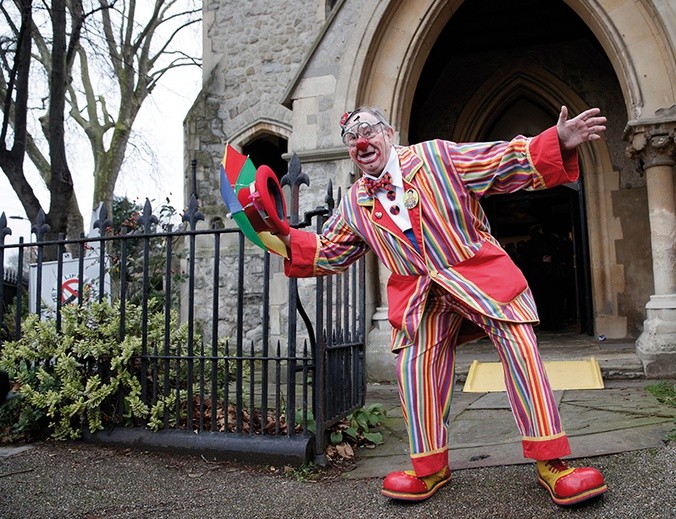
[285,126,579,349]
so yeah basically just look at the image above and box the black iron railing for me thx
[0,155,365,465]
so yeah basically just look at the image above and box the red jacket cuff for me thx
[283,228,319,277]
[529,126,580,187]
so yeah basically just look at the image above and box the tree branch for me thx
[1,0,200,235]
[147,16,201,69]
[0,0,32,148]
[98,0,123,78]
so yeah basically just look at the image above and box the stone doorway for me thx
[482,185,593,335]
[405,0,605,337]
[242,134,288,180]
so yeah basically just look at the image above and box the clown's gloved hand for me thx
[258,232,289,258]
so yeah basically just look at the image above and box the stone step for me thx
[454,335,644,381]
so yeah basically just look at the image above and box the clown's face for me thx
[343,112,394,176]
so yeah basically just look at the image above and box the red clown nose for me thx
[355,137,370,151]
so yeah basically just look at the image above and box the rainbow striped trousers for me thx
[396,286,571,477]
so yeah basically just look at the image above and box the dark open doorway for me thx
[242,134,288,180]
[481,184,593,334]
[407,0,605,336]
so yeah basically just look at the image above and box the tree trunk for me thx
[46,0,75,238]
[0,0,42,221]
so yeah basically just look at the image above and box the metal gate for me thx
[0,154,365,466]
[282,153,367,462]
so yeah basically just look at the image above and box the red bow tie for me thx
[363,172,394,197]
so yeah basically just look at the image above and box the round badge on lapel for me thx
[404,188,419,210]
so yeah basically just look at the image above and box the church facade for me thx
[185,0,675,378]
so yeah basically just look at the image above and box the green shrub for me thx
[0,299,192,442]
[329,403,386,446]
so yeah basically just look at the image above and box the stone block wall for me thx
[183,2,330,351]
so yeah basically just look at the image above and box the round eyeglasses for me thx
[342,121,385,147]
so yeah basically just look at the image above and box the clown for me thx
[273,105,608,506]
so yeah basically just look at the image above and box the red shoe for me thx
[382,466,451,502]
[536,459,607,506]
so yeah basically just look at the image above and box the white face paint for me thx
[344,112,394,176]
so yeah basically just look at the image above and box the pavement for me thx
[0,334,674,518]
[349,334,670,479]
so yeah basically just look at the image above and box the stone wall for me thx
[192,1,326,209]
[183,2,329,349]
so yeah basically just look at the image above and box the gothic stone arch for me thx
[344,0,674,136]
[341,1,673,344]
[276,0,674,376]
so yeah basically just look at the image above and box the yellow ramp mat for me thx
[463,357,604,392]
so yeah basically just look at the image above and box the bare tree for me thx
[0,0,201,237]
[0,0,44,227]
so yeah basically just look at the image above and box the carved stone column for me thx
[625,115,676,377]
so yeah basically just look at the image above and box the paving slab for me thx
[566,422,673,458]
[347,378,675,480]
[0,445,33,459]
[467,390,565,410]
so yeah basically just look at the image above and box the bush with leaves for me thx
[109,195,187,310]
[324,403,386,461]
[0,299,192,442]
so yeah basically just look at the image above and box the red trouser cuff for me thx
[522,433,571,460]
[410,449,449,477]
